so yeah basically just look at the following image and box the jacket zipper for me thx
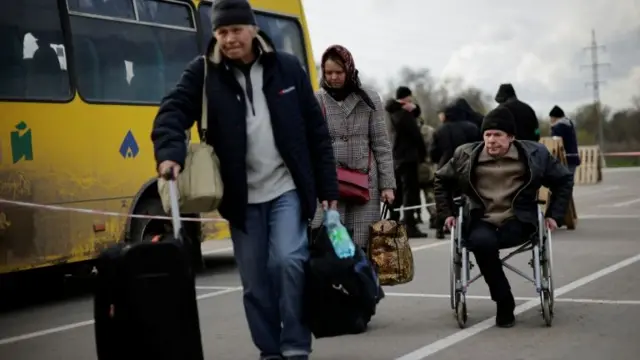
[510,149,534,210]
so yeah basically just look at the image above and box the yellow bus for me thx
[0,0,318,275]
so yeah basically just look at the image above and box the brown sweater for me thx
[474,145,526,226]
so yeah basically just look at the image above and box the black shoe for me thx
[496,297,516,328]
[284,356,309,360]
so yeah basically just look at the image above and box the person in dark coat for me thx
[549,105,581,177]
[434,106,573,328]
[455,97,484,129]
[385,86,428,238]
[430,102,481,168]
[429,101,480,238]
[151,1,338,358]
[494,83,541,141]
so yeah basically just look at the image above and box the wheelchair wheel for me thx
[541,290,553,326]
[455,294,468,328]
[449,227,460,310]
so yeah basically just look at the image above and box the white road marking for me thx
[385,292,536,301]
[385,292,640,305]
[202,246,233,255]
[195,286,238,291]
[0,241,446,346]
[579,214,640,219]
[394,252,640,360]
[574,185,620,196]
[554,298,640,305]
[602,167,640,173]
[609,197,640,208]
[201,239,446,255]
[412,241,448,251]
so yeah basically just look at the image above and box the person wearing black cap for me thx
[385,86,428,238]
[454,97,484,129]
[434,106,573,328]
[549,105,581,177]
[494,83,541,141]
[151,1,338,359]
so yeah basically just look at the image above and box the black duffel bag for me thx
[303,226,382,338]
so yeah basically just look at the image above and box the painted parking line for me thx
[385,292,640,305]
[394,252,640,360]
[202,246,233,255]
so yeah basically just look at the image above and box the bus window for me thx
[68,0,199,104]
[0,0,71,101]
[135,0,194,28]
[68,0,135,20]
[198,4,308,71]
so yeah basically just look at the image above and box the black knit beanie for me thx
[210,0,256,31]
[481,106,516,135]
[549,105,565,118]
[395,86,412,100]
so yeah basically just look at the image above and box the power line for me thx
[580,28,609,151]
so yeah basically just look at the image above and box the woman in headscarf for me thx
[312,45,396,250]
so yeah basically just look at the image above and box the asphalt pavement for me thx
[0,167,639,360]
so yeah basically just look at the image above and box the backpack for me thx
[303,227,382,338]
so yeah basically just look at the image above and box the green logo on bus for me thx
[11,121,33,164]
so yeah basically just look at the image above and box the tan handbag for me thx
[158,56,223,215]
[368,204,415,286]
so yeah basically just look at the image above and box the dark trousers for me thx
[466,218,533,303]
[389,162,420,227]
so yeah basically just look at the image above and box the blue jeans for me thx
[230,190,311,359]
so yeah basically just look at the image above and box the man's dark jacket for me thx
[151,32,338,230]
[385,100,427,166]
[434,140,573,231]
[430,103,481,168]
[495,84,540,142]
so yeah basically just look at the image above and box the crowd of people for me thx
[150,1,579,358]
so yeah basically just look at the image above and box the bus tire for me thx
[129,196,204,273]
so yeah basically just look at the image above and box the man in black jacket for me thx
[385,86,427,238]
[454,97,484,129]
[495,83,541,141]
[151,1,338,358]
[434,106,572,328]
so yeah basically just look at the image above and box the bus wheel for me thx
[129,196,204,272]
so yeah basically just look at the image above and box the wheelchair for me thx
[449,197,554,328]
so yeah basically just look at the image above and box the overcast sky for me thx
[302,0,640,116]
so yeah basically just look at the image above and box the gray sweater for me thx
[233,60,296,204]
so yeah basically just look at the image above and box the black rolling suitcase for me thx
[94,171,204,360]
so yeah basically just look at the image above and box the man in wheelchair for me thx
[434,106,573,327]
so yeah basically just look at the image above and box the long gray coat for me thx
[311,87,396,248]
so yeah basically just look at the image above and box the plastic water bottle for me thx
[323,210,356,259]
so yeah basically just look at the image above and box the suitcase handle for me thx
[161,169,182,241]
